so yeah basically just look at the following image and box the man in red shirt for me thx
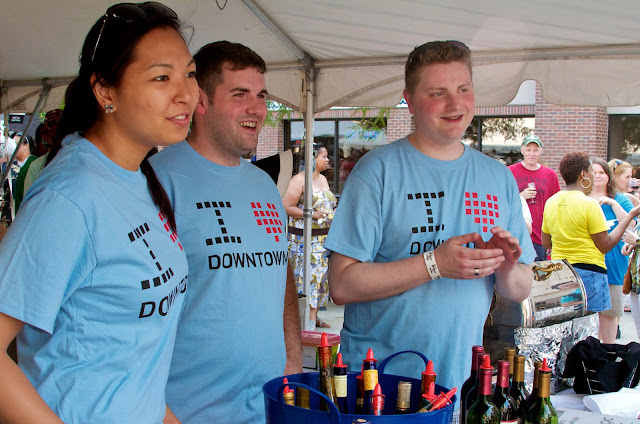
[509,134,561,261]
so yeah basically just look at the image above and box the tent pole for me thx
[301,66,316,331]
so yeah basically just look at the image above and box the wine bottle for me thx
[370,383,385,416]
[524,359,558,424]
[521,360,542,419]
[283,378,295,406]
[356,365,364,414]
[317,332,338,411]
[395,381,412,414]
[421,360,436,395]
[509,355,529,419]
[493,360,519,424]
[334,353,349,414]
[466,358,500,424]
[362,348,378,415]
[504,347,516,381]
[460,345,485,424]
[464,352,490,420]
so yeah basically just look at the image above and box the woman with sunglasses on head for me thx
[588,159,635,343]
[542,152,640,342]
[610,159,640,207]
[0,2,197,423]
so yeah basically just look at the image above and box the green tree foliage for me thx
[464,117,532,149]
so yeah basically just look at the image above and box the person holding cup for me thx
[509,134,561,260]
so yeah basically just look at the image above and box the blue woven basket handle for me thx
[276,381,341,424]
[378,350,429,375]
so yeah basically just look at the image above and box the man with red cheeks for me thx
[325,41,535,424]
[151,41,302,424]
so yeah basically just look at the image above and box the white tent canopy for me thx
[2,0,640,114]
[3,0,640,330]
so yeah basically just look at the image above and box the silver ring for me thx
[474,268,480,276]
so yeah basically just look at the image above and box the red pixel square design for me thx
[465,192,498,234]
[251,201,282,242]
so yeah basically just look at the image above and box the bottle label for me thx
[363,369,378,391]
[334,375,348,397]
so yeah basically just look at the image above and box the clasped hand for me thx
[432,226,522,279]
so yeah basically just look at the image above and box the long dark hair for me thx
[53,3,185,231]
[592,158,616,198]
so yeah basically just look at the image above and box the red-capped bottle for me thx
[521,360,543,419]
[467,356,500,424]
[370,383,385,416]
[493,360,519,423]
[421,360,437,395]
[417,381,437,412]
[524,359,558,424]
[464,352,489,420]
[282,378,295,406]
[362,348,378,415]
[317,332,338,411]
[460,345,485,424]
[426,387,457,412]
[333,353,348,414]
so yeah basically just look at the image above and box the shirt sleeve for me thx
[586,198,610,235]
[325,173,383,263]
[0,190,95,334]
[520,195,533,223]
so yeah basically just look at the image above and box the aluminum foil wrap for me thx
[514,314,598,394]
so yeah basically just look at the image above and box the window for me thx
[285,118,387,195]
[462,116,535,166]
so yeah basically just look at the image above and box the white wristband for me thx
[423,250,442,280]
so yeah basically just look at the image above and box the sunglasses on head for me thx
[91,2,178,63]
[612,159,623,171]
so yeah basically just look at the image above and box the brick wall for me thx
[533,85,608,185]
[256,123,283,159]
[257,91,609,175]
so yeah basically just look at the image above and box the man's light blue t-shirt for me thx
[151,141,288,424]
[325,138,535,406]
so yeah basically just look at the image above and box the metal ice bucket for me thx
[490,259,588,329]
[483,259,589,366]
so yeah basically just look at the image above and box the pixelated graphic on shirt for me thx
[129,214,188,319]
[251,202,284,242]
[407,191,445,234]
[464,192,499,233]
[196,200,242,246]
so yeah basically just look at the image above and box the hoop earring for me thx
[580,177,592,189]
[104,104,115,114]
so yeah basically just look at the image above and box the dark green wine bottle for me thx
[521,360,542,419]
[524,359,558,424]
[466,359,500,424]
[463,351,489,424]
[493,360,519,424]
[509,355,529,421]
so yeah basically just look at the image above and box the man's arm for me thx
[163,406,181,424]
[329,232,507,305]
[283,262,302,375]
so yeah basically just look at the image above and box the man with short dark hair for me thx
[325,40,535,420]
[509,134,561,260]
[151,41,302,424]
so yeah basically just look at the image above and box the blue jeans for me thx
[575,268,611,312]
